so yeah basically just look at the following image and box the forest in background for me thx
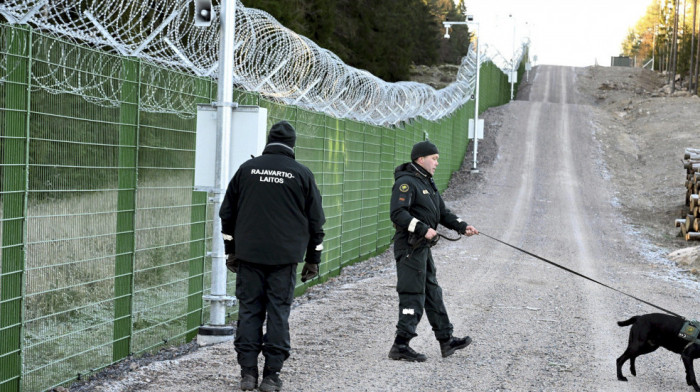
[621,0,700,93]
[242,0,473,82]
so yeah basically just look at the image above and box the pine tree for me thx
[241,0,444,81]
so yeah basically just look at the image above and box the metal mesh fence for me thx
[0,23,521,391]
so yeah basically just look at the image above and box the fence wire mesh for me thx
[0,8,525,391]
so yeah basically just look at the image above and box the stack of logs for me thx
[677,148,700,241]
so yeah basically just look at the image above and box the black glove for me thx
[301,263,319,282]
[305,244,322,265]
[225,254,239,274]
[222,232,235,255]
[458,222,469,235]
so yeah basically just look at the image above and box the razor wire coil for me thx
[0,0,527,124]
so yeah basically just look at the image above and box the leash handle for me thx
[438,233,462,241]
[479,232,685,319]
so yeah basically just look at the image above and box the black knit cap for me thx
[267,121,296,148]
[411,140,439,161]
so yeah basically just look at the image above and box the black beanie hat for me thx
[267,121,296,148]
[411,140,439,161]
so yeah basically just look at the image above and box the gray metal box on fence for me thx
[194,105,268,190]
[468,118,484,140]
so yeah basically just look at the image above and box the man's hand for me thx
[225,254,239,274]
[463,225,479,237]
[425,228,438,240]
[301,263,319,282]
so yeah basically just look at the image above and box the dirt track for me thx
[77,65,700,391]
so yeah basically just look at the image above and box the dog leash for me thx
[479,232,686,319]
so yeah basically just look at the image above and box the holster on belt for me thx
[408,231,439,249]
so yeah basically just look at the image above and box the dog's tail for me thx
[617,316,638,327]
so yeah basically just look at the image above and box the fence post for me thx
[112,57,139,362]
[0,24,30,392]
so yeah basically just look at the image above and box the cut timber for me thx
[691,194,699,209]
[684,161,700,170]
[676,218,687,227]
[686,232,700,241]
[685,215,695,233]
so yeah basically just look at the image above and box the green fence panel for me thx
[22,31,123,390]
[395,121,412,168]
[378,127,395,248]
[131,63,206,355]
[431,119,449,191]
[454,104,470,173]
[0,25,30,392]
[359,124,380,258]
[186,190,207,341]
[446,114,458,175]
[233,89,260,106]
[321,117,345,276]
[261,98,297,132]
[296,109,327,276]
[187,79,214,340]
[341,120,363,266]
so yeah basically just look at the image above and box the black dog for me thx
[617,313,700,391]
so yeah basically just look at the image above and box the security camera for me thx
[194,0,215,27]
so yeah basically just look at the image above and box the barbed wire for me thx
[0,0,527,124]
[483,37,530,72]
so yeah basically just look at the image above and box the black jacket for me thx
[220,143,325,265]
[390,162,467,253]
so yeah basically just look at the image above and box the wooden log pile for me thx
[677,148,700,241]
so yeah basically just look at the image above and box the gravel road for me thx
[78,65,700,392]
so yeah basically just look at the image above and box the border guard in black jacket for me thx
[220,121,325,391]
[388,140,478,362]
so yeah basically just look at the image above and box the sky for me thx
[463,0,653,67]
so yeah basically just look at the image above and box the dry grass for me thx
[4,175,206,389]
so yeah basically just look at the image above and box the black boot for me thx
[388,343,428,362]
[259,367,283,392]
[439,336,472,358]
[239,367,258,391]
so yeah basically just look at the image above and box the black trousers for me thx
[234,261,297,371]
[395,246,453,340]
